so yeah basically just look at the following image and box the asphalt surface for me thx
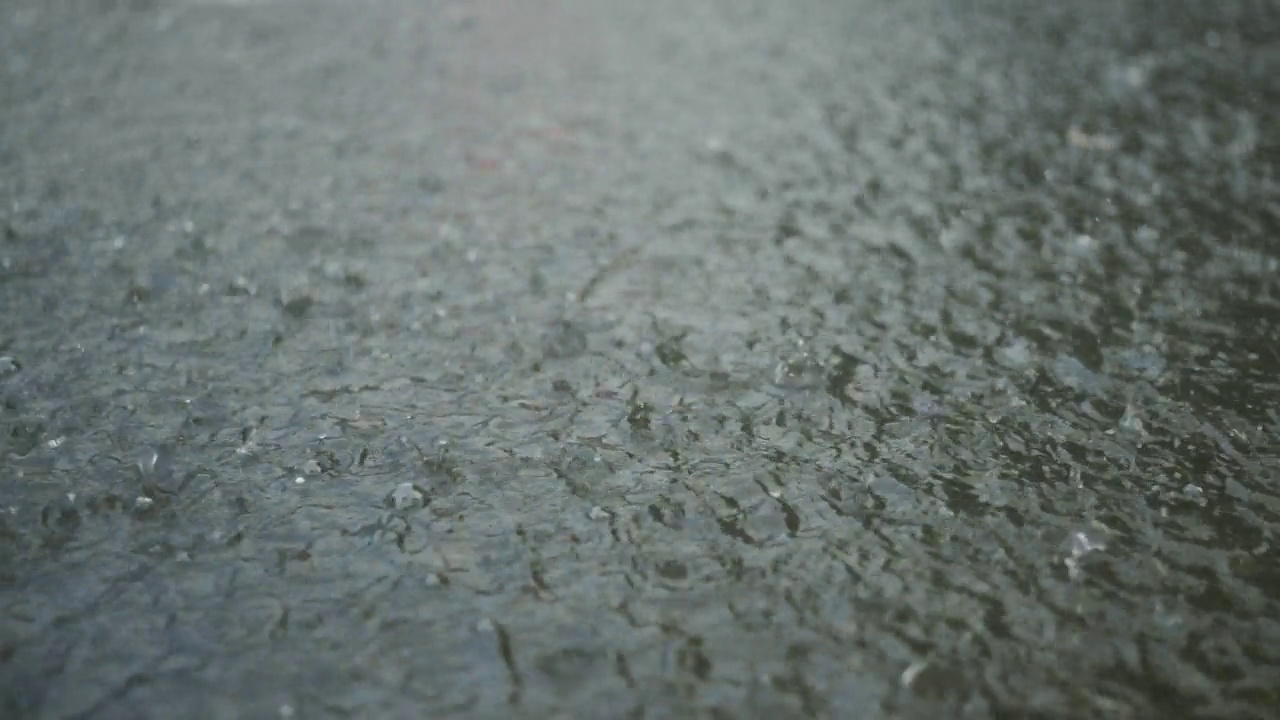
[2,1,1279,718]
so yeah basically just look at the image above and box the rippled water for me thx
[2,0,1278,718]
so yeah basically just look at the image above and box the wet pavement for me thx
[2,0,1279,718]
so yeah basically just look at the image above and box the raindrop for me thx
[1070,530,1106,557]
[900,661,967,698]
[1065,528,1108,580]
[138,449,160,475]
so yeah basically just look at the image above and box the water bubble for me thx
[1181,483,1207,506]
[389,482,425,511]
[772,353,824,390]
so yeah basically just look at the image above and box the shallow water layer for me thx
[2,0,1278,718]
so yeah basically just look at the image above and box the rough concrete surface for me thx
[2,0,1278,718]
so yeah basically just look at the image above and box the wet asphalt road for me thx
[3,0,1280,718]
